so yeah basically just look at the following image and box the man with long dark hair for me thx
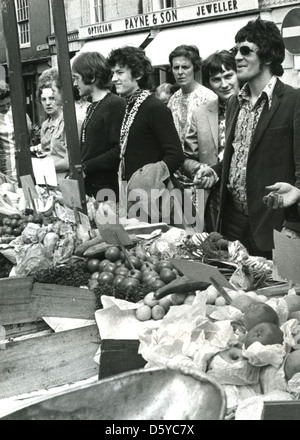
[194,18,300,258]
[107,46,184,224]
[72,51,126,201]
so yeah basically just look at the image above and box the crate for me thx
[99,339,146,379]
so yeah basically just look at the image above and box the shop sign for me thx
[79,0,258,39]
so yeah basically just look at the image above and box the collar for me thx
[218,98,227,113]
[125,88,143,105]
[238,76,277,110]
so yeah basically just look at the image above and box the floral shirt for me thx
[168,84,216,147]
[228,76,277,214]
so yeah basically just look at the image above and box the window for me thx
[92,0,104,22]
[152,0,174,10]
[15,0,30,47]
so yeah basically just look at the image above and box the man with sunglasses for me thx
[193,18,300,259]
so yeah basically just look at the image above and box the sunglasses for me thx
[231,46,257,57]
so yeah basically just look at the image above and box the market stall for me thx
[1,0,300,422]
[1,176,300,420]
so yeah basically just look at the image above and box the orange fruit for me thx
[151,305,166,320]
[144,291,159,308]
[136,305,152,321]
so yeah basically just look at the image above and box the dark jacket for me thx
[214,79,300,251]
[81,92,126,198]
[124,94,184,182]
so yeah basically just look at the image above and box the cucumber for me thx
[154,276,208,300]
[74,235,104,257]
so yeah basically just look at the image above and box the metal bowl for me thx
[2,367,227,420]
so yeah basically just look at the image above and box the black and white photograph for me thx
[0,0,300,422]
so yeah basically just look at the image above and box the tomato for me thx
[2,218,11,227]
[128,269,142,281]
[87,258,101,274]
[3,226,13,235]
[156,260,175,272]
[150,279,166,290]
[90,271,100,280]
[143,274,160,287]
[10,219,19,229]
[124,255,142,270]
[140,261,155,272]
[98,259,110,272]
[105,246,121,262]
[104,262,117,273]
[119,249,135,262]
[115,259,123,267]
[114,266,129,277]
[98,271,115,285]
[122,277,140,292]
[159,268,176,284]
[148,255,160,265]
[142,270,159,284]
[113,275,126,287]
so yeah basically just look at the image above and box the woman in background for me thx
[31,67,69,186]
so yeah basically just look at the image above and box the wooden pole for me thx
[51,0,87,214]
[1,0,34,183]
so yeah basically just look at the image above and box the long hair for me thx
[235,18,285,77]
[72,51,112,89]
[107,45,153,90]
[0,80,10,100]
[202,50,237,89]
[169,45,202,73]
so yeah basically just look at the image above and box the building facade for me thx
[0,0,52,125]
[48,0,300,89]
[0,0,300,126]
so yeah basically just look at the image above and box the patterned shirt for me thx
[227,76,277,213]
[218,98,227,161]
[168,84,216,147]
[0,108,32,182]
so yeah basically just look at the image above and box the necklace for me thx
[81,93,108,144]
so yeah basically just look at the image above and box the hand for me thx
[193,165,217,189]
[263,182,300,209]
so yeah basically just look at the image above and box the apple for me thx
[244,322,284,349]
[284,350,300,380]
[218,346,245,364]
[243,302,279,331]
